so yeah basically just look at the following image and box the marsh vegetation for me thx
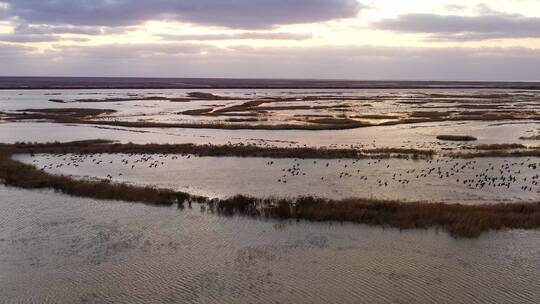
[1,140,436,159]
[437,135,478,141]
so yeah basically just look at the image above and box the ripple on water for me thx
[0,186,540,303]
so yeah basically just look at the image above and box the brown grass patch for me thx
[79,120,371,131]
[520,135,540,140]
[186,92,236,100]
[409,111,448,118]
[50,92,237,103]
[0,140,435,159]
[475,144,527,150]
[437,135,477,141]
[51,96,180,103]
[225,117,260,123]
[453,150,540,158]
[5,108,116,121]
[352,114,401,120]
[181,108,214,115]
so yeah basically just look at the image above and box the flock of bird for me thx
[238,138,463,152]
[29,152,540,197]
[270,157,540,194]
[33,153,186,181]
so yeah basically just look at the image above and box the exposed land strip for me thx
[0,140,435,159]
[3,140,540,159]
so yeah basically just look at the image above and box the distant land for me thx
[1,77,540,90]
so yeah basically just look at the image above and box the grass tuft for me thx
[437,135,477,141]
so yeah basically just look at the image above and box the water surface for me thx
[1,186,539,303]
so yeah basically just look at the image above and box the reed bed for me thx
[1,140,435,159]
[437,135,477,141]
[520,135,540,140]
[211,195,540,238]
[475,144,527,150]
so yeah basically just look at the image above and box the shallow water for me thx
[16,154,540,204]
[1,186,539,303]
[0,120,537,150]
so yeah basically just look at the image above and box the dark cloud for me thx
[2,0,362,29]
[372,13,540,41]
[0,22,98,43]
[14,24,105,35]
[158,32,312,41]
[0,34,61,43]
[0,22,134,43]
[0,34,90,43]
[2,42,540,81]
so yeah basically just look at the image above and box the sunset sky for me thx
[1,0,540,80]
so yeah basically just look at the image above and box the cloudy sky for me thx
[1,0,540,80]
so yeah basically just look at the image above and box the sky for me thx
[1,0,540,80]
